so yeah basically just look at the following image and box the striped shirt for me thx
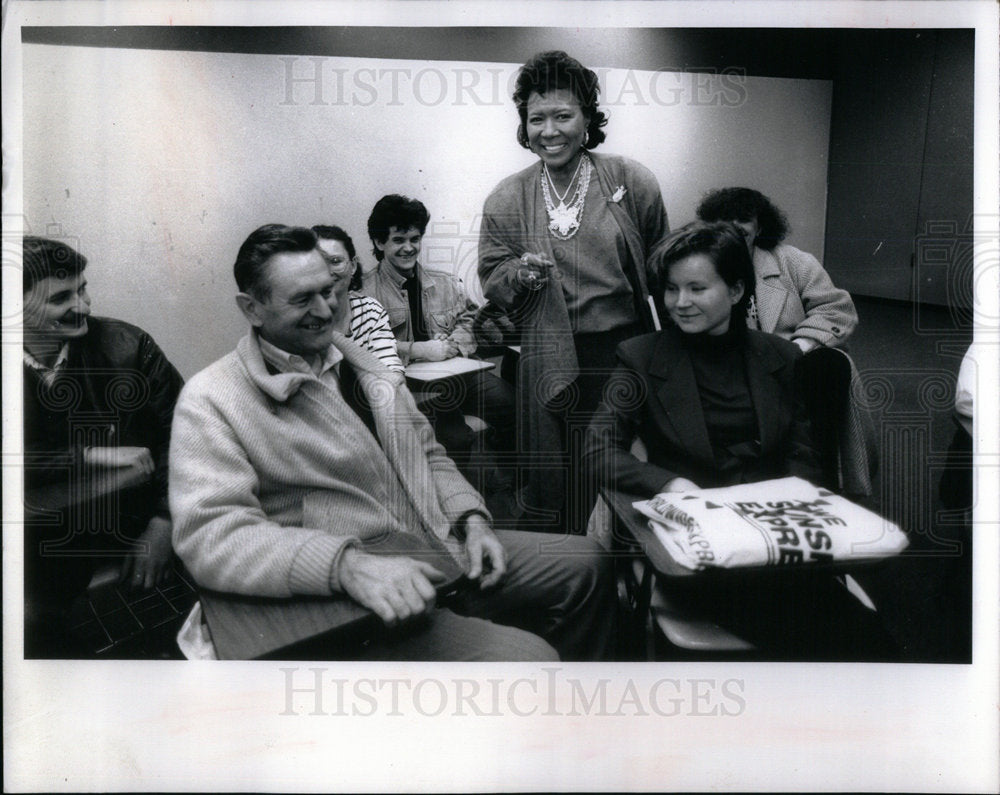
[346,292,404,372]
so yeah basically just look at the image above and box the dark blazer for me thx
[584,326,822,497]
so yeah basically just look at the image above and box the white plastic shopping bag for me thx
[633,477,908,571]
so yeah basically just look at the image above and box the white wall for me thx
[23,43,831,378]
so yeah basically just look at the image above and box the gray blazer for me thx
[754,244,857,348]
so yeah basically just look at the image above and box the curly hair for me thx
[366,194,431,262]
[650,221,756,331]
[512,50,608,150]
[696,187,790,251]
[312,224,363,291]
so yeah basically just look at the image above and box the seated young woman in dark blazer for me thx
[586,221,822,495]
[584,221,896,660]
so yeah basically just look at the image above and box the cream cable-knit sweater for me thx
[169,330,486,598]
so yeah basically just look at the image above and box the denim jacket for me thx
[362,262,478,362]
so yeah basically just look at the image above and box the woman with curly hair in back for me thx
[696,186,857,351]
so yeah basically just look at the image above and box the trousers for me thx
[316,530,617,662]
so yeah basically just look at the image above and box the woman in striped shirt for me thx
[312,225,403,372]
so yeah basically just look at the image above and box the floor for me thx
[811,295,973,662]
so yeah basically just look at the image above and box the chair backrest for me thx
[794,346,854,491]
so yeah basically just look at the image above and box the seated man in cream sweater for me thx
[169,224,615,660]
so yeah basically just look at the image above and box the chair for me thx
[471,301,521,387]
[645,560,756,654]
[621,360,881,659]
[796,346,852,489]
[795,346,879,497]
[66,562,197,658]
[23,468,196,659]
[616,438,757,658]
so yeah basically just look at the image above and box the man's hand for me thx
[85,445,154,475]
[119,515,174,590]
[793,338,819,354]
[463,515,506,589]
[411,339,460,362]
[339,549,446,626]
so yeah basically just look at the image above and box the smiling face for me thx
[375,226,422,274]
[239,248,339,358]
[525,88,589,175]
[663,253,744,337]
[316,238,354,303]
[23,272,92,341]
[732,217,760,253]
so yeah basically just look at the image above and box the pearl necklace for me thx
[541,153,592,240]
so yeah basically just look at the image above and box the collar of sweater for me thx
[238,329,404,403]
[258,333,343,378]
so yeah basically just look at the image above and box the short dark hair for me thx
[366,195,430,261]
[651,221,755,330]
[696,187,790,251]
[312,224,362,290]
[22,237,87,293]
[513,50,608,150]
[233,224,318,300]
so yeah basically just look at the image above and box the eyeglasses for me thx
[321,254,357,279]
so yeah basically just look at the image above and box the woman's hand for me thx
[517,252,554,292]
[662,477,700,493]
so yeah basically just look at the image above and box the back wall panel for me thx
[23,39,830,378]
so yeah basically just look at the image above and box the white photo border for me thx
[3,1,998,792]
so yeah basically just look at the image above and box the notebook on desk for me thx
[198,532,467,660]
[404,357,495,384]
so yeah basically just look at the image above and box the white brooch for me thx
[610,185,627,203]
